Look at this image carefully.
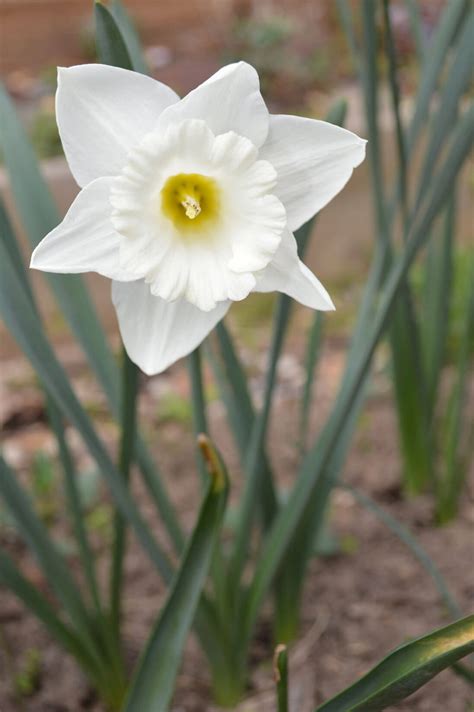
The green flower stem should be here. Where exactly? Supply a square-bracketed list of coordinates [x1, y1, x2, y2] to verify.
[275, 644, 289, 712]
[188, 348, 209, 488]
[109, 348, 139, 641]
[210, 656, 247, 708]
[187, 347, 231, 625]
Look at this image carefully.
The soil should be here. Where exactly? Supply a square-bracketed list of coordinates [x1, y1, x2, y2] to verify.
[0, 3, 472, 705]
[0, 332, 473, 712]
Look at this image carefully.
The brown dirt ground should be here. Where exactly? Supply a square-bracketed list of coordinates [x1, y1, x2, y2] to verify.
[0, 331, 473, 712]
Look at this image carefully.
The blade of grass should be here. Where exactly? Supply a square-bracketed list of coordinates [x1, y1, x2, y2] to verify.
[383, 0, 408, 223]
[109, 0, 149, 74]
[299, 312, 324, 455]
[274, 645, 289, 712]
[436, 259, 474, 523]
[95, 0, 134, 70]
[0, 226, 223, 666]
[109, 349, 139, 639]
[47, 402, 102, 613]
[414, 10, 474, 212]
[0, 457, 98, 650]
[94, 0, 185, 556]
[0, 82, 117, 403]
[340, 484, 462, 618]
[227, 295, 291, 587]
[0, 550, 105, 683]
[242, 105, 474, 648]
[210, 98, 348, 532]
[0, 197, 103, 614]
[407, 0, 468, 152]
[124, 435, 228, 712]
[361, 0, 388, 246]
[403, 0, 426, 59]
[0, 83, 183, 556]
[187, 346, 230, 620]
[188, 347, 209, 487]
[223, 98, 351, 586]
[315, 615, 474, 711]
[0, 238, 173, 582]
[212, 320, 279, 528]
[390, 293, 432, 494]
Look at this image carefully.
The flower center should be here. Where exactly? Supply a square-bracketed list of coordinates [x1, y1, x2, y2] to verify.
[161, 173, 220, 233]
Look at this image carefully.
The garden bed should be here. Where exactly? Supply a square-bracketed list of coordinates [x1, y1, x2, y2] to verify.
[1, 337, 472, 711]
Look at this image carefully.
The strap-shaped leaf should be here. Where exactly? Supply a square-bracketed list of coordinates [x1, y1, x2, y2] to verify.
[0, 82, 183, 555]
[0, 82, 118, 403]
[124, 436, 228, 712]
[109, 0, 149, 74]
[414, 10, 474, 210]
[243, 105, 474, 647]
[315, 615, 474, 711]
[95, 0, 133, 69]
[0, 237, 172, 582]
[1, 196, 102, 613]
[0, 550, 105, 684]
[0, 457, 97, 650]
[274, 645, 289, 712]
[407, 0, 468, 152]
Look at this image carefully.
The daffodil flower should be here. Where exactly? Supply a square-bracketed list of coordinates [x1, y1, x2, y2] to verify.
[31, 62, 366, 374]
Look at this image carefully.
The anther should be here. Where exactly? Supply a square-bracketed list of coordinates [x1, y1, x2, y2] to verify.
[181, 196, 201, 219]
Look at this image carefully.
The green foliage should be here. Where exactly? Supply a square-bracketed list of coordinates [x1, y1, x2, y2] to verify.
[0, 1, 472, 710]
[315, 615, 474, 711]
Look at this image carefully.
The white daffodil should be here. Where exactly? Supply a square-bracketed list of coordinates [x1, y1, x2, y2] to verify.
[31, 62, 366, 375]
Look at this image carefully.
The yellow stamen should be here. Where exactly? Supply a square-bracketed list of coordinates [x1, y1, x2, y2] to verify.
[160, 173, 220, 236]
[181, 196, 201, 219]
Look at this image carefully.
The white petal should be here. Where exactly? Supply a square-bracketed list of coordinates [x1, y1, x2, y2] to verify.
[109, 119, 284, 310]
[30, 178, 133, 281]
[255, 230, 334, 310]
[260, 115, 366, 231]
[156, 62, 269, 147]
[57, 64, 179, 187]
[112, 280, 230, 375]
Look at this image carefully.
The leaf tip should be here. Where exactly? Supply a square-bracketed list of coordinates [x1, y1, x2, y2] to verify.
[273, 643, 287, 683]
[197, 434, 227, 492]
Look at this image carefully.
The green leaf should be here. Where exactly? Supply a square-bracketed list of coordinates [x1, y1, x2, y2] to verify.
[228, 295, 291, 585]
[315, 615, 474, 711]
[0, 82, 183, 555]
[0, 549, 99, 677]
[109, 0, 149, 74]
[274, 645, 289, 712]
[299, 311, 324, 454]
[421, 192, 456, 416]
[407, 0, 469, 152]
[414, 10, 474, 210]
[95, 1, 134, 70]
[0, 82, 118, 404]
[0, 238, 172, 582]
[390, 293, 432, 493]
[243, 104, 474, 649]
[210, 322, 278, 528]
[340, 485, 462, 619]
[1, 194, 104, 617]
[436, 254, 474, 523]
[124, 436, 228, 712]
[109, 348, 140, 640]
[0, 457, 99, 654]
[188, 347, 210, 487]
[403, 0, 426, 60]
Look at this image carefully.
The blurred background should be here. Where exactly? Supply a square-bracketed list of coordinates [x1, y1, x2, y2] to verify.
[0, 0, 471, 356]
[0, 2, 472, 710]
